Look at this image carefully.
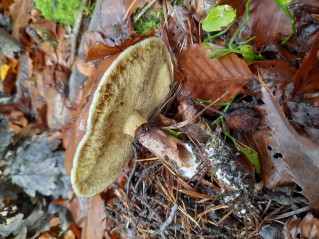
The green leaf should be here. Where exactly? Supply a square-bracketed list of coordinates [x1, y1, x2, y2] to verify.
[202, 5, 236, 32]
[220, 118, 261, 173]
[238, 45, 255, 63]
[278, 0, 292, 4]
[233, 141, 261, 173]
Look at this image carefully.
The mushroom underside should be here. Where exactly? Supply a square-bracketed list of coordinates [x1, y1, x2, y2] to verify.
[71, 37, 173, 197]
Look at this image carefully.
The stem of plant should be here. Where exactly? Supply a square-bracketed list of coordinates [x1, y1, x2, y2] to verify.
[273, 0, 296, 45]
[228, 0, 252, 49]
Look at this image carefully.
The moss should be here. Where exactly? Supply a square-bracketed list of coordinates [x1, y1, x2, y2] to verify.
[176, 0, 185, 7]
[34, 0, 82, 26]
[133, 8, 163, 36]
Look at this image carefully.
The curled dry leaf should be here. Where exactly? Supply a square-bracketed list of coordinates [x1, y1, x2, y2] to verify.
[258, 75, 319, 212]
[178, 43, 254, 103]
[293, 33, 319, 104]
[284, 213, 319, 239]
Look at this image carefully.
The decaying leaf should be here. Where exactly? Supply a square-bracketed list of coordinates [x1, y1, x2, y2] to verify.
[82, 194, 107, 239]
[9, 133, 70, 198]
[258, 74, 319, 212]
[0, 29, 21, 58]
[184, 0, 217, 22]
[237, 0, 292, 49]
[0, 203, 51, 239]
[0, 114, 13, 158]
[9, 0, 33, 39]
[178, 43, 254, 103]
[0, 214, 26, 238]
[292, 33, 319, 104]
[284, 213, 319, 239]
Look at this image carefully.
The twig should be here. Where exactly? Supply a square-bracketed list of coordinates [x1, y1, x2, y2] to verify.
[125, 145, 138, 194]
[153, 203, 179, 239]
[273, 206, 310, 220]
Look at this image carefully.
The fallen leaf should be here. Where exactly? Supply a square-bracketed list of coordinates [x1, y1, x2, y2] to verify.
[166, 5, 197, 55]
[9, 133, 70, 198]
[284, 213, 319, 239]
[97, 0, 133, 45]
[293, 33, 319, 102]
[178, 43, 254, 103]
[0, 28, 21, 58]
[184, 0, 217, 22]
[83, 195, 107, 239]
[9, 0, 33, 39]
[0, 64, 10, 81]
[238, 0, 292, 49]
[258, 74, 319, 212]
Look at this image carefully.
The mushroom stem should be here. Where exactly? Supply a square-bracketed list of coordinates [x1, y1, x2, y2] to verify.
[136, 126, 201, 179]
[123, 111, 148, 137]
[123, 112, 201, 179]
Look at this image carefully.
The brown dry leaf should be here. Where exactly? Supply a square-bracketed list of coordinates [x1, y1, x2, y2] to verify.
[2, 0, 14, 11]
[259, 74, 319, 212]
[293, 33, 319, 103]
[184, 0, 217, 22]
[300, 213, 319, 239]
[9, 0, 33, 39]
[97, 0, 133, 45]
[284, 213, 319, 239]
[75, 58, 95, 77]
[82, 194, 107, 239]
[284, 216, 302, 239]
[246, 118, 294, 189]
[54, 196, 89, 228]
[85, 43, 122, 62]
[238, 0, 292, 49]
[178, 44, 254, 103]
[166, 5, 198, 55]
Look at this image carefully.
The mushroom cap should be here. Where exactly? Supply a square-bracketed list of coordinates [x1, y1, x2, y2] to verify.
[68, 37, 173, 197]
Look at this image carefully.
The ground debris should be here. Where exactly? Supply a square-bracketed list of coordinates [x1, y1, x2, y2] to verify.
[203, 132, 257, 216]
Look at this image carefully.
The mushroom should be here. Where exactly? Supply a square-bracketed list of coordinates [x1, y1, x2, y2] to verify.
[66, 37, 200, 197]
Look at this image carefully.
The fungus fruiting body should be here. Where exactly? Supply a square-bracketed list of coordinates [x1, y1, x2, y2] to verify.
[66, 37, 174, 197]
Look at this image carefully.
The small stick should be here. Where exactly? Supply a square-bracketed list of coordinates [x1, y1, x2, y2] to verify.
[273, 206, 310, 220]
[153, 203, 179, 239]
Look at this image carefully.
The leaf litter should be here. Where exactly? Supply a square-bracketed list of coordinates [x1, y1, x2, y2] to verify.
[1, 0, 319, 238]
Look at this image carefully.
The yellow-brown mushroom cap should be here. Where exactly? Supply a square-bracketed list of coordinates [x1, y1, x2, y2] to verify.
[67, 37, 173, 197]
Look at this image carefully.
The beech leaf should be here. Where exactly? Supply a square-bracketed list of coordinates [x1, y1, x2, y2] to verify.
[258, 74, 319, 212]
[178, 44, 253, 103]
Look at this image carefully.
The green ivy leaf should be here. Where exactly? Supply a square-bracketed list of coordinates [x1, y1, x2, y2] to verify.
[202, 5, 236, 32]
